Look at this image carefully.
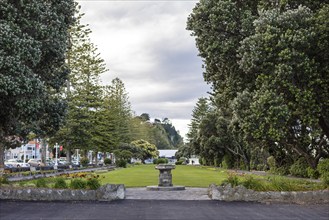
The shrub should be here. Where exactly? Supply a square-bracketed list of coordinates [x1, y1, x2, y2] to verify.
[104, 158, 112, 165]
[0, 176, 9, 185]
[86, 178, 101, 190]
[153, 159, 158, 164]
[307, 167, 320, 179]
[70, 179, 87, 189]
[222, 173, 239, 187]
[267, 156, 276, 172]
[256, 164, 267, 171]
[80, 157, 90, 167]
[241, 175, 264, 191]
[156, 158, 168, 164]
[317, 158, 329, 186]
[175, 160, 183, 165]
[116, 159, 127, 168]
[289, 158, 308, 177]
[179, 157, 187, 162]
[36, 178, 47, 188]
[273, 166, 290, 176]
[54, 178, 68, 189]
[221, 154, 234, 169]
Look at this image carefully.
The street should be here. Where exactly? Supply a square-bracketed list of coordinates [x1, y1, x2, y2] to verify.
[1, 200, 328, 220]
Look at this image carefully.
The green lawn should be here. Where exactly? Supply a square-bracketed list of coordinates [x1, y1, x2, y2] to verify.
[98, 165, 228, 188]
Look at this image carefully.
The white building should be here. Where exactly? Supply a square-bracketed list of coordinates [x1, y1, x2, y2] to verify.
[4, 141, 42, 161]
[158, 149, 178, 164]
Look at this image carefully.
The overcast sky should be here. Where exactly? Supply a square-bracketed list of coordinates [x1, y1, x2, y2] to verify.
[78, 0, 209, 139]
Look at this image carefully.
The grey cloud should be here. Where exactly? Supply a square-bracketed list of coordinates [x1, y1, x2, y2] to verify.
[78, 1, 208, 137]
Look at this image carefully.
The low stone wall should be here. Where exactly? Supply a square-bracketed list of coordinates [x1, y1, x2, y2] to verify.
[208, 184, 329, 204]
[0, 184, 125, 202]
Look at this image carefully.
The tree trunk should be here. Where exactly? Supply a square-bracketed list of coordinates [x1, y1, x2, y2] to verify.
[41, 139, 47, 163]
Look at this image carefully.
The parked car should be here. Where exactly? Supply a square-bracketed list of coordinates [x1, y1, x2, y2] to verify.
[28, 159, 45, 167]
[5, 159, 30, 167]
[45, 159, 55, 166]
[5, 164, 14, 169]
[71, 160, 80, 166]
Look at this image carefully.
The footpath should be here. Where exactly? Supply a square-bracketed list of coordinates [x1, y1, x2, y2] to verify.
[126, 187, 210, 200]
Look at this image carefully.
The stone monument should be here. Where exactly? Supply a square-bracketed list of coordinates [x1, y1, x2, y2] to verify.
[147, 164, 185, 191]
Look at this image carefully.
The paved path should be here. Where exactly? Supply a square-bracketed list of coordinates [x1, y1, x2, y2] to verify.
[126, 187, 210, 200]
[1, 200, 328, 220]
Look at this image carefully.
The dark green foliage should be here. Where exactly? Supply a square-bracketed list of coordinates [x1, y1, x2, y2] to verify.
[175, 161, 183, 165]
[222, 173, 239, 188]
[116, 159, 127, 168]
[0, 176, 9, 185]
[317, 159, 329, 186]
[156, 158, 168, 164]
[221, 154, 234, 169]
[307, 167, 320, 179]
[241, 176, 264, 191]
[0, 0, 75, 167]
[86, 178, 101, 190]
[104, 158, 112, 165]
[80, 157, 89, 167]
[36, 178, 47, 188]
[289, 158, 309, 178]
[54, 178, 68, 189]
[186, 0, 329, 174]
[70, 179, 87, 189]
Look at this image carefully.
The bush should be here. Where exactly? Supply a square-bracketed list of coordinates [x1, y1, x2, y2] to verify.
[80, 157, 90, 167]
[222, 173, 239, 187]
[273, 166, 290, 176]
[0, 176, 9, 185]
[317, 158, 329, 186]
[267, 156, 276, 172]
[307, 167, 320, 179]
[86, 178, 101, 190]
[36, 178, 47, 188]
[104, 158, 112, 165]
[175, 160, 183, 165]
[241, 175, 264, 191]
[70, 179, 87, 189]
[221, 154, 234, 169]
[256, 164, 267, 171]
[116, 159, 127, 168]
[156, 158, 168, 164]
[54, 178, 68, 189]
[153, 159, 158, 164]
[289, 158, 308, 178]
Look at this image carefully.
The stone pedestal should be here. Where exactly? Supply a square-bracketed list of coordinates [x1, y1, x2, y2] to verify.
[146, 164, 185, 191]
[156, 164, 175, 187]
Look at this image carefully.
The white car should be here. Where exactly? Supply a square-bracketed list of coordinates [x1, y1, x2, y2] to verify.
[5, 159, 30, 168]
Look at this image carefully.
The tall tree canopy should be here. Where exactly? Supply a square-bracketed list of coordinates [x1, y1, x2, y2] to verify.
[0, 0, 75, 167]
[187, 0, 328, 169]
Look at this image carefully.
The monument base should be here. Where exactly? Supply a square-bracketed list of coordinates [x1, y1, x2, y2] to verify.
[146, 186, 185, 191]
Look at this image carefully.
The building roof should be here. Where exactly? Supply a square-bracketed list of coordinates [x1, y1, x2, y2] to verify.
[158, 150, 178, 158]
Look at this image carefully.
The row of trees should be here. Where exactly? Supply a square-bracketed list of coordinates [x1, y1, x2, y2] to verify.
[0, 1, 184, 167]
[178, 0, 328, 174]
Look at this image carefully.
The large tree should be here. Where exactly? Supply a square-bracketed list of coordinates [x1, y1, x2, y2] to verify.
[187, 0, 328, 169]
[0, 0, 75, 167]
[50, 5, 107, 162]
[238, 5, 329, 168]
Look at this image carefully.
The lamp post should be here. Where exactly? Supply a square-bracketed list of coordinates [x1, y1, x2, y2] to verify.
[54, 143, 59, 166]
